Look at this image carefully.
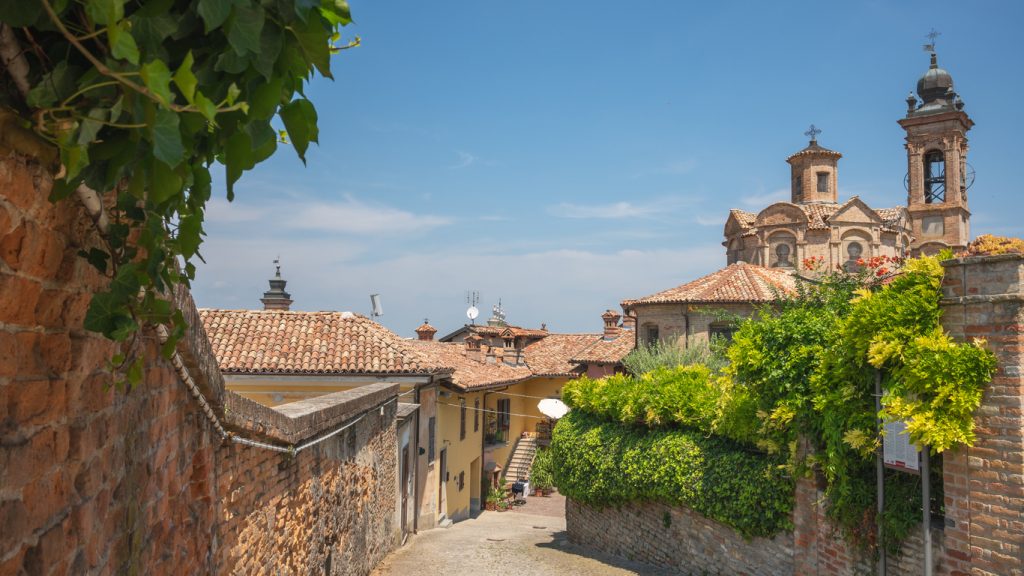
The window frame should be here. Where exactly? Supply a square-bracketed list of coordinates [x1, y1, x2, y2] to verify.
[459, 397, 466, 441]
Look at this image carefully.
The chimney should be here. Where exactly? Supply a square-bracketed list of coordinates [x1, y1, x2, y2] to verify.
[260, 259, 293, 311]
[465, 333, 483, 362]
[415, 319, 437, 341]
[601, 309, 621, 340]
[621, 310, 636, 331]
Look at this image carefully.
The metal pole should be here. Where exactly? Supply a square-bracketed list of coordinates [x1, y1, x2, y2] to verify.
[922, 446, 932, 576]
[875, 369, 886, 576]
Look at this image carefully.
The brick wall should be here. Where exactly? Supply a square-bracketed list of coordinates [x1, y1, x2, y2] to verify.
[1, 151, 402, 575]
[566, 499, 794, 576]
[939, 254, 1024, 576]
[792, 476, 944, 575]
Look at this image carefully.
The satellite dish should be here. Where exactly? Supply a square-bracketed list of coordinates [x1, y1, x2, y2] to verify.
[466, 306, 479, 320]
[537, 398, 569, 419]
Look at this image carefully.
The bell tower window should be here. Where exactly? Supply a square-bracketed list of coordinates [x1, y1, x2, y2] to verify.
[816, 172, 829, 194]
[924, 150, 945, 203]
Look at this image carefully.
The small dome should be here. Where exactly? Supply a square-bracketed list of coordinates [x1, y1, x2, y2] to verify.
[917, 53, 954, 104]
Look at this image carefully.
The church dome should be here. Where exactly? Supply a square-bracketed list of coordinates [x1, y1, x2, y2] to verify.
[917, 53, 954, 104]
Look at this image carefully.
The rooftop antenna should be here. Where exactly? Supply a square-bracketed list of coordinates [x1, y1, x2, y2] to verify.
[923, 28, 940, 53]
[466, 290, 480, 325]
[370, 294, 383, 318]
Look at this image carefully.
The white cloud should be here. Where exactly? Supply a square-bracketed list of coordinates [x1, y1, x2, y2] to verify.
[695, 214, 722, 226]
[284, 195, 452, 234]
[739, 188, 789, 208]
[192, 241, 726, 335]
[548, 201, 660, 219]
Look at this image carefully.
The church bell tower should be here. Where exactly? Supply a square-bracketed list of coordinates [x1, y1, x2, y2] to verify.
[899, 45, 973, 255]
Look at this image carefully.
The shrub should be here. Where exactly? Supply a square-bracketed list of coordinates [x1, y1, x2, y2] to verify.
[621, 339, 727, 376]
[562, 365, 718, 430]
[550, 411, 793, 538]
[530, 448, 554, 490]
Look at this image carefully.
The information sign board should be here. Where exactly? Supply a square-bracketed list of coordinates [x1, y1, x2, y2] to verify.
[883, 419, 920, 473]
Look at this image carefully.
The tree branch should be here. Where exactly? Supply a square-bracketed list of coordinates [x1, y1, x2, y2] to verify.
[0, 24, 31, 98]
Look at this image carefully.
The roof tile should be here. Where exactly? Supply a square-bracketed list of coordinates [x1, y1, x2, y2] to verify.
[621, 262, 796, 306]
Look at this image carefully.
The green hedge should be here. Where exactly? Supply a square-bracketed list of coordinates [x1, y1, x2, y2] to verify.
[561, 365, 718, 430]
[550, 411, 794, 538]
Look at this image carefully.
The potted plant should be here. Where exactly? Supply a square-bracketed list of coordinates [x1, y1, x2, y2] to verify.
[485, 485, 504, 511]
[530, 448, 555, 496]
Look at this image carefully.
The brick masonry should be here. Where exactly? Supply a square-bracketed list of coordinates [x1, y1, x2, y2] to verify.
[1, 151, 402, 575]
[566, 498, 795, 576]
[938, 254, 1024, 576]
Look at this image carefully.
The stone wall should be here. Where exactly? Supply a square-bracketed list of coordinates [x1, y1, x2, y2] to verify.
[1, 151, 402, 575]
[566, 499, 795, 576]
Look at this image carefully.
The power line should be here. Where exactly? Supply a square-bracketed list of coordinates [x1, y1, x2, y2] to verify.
[437, 401, 553, 420]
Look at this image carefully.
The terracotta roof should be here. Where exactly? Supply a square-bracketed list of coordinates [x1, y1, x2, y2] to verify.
[469, 325, 550, 338]
[199, 309, 451, 375]
[621, 262, 797, 306]
[799, 203, 840, 230]
[730, 209, 757, 228]
[523, 333, 603, 376]
[571, 334, 635, 364]
[786, 141, 842, 162]
[408, 341, 532, 391]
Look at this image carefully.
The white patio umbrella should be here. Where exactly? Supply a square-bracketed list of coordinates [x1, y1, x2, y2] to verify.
[537, 398, 570, 419]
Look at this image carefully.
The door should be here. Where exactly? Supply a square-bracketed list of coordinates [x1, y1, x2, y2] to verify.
[401, 445, 410, 540]
[438, 448, 447, 517]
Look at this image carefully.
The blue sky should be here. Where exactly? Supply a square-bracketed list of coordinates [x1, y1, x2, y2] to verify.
[193, 0, 1024, 337]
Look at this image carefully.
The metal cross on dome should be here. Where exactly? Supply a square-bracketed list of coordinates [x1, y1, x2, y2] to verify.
[804, 124, 822, 142]
[924, 28, 941, 53]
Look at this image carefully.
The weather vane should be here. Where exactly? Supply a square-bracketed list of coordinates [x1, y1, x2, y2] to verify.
[924, 28, 940, 53]
[274, 256, 281, 275]
[804, 124, 822, 143]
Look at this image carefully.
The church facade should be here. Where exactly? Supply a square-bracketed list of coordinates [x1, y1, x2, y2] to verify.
[624, 50, 976, 348]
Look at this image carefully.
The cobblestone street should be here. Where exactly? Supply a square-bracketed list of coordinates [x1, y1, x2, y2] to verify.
[372, 494, 669, 576]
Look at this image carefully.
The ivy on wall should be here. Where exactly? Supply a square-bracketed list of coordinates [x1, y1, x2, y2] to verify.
[553, 254, 997, 549]
[550, 411, 794, 539]
[0, 0, 356, 385]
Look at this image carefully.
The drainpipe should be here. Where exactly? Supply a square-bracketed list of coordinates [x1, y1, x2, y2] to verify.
[684, 308, 691, 349]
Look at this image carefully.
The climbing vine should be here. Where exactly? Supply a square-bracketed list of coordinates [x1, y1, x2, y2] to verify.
[554, 253, 997, 550]
[0, 0, 356, 385]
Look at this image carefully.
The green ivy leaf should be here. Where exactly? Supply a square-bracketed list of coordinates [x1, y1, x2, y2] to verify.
[150, 108, 185, 167]
[228, 3, 265, 56]
[278, 98, 318, 163]
[226, 82, 241, 106]
[26, 62, 77, 108]
[108, 21, 140, 64]
[173, 51, 198, 104]
[290, 19, 332, 79]
[224, 131, 254, 200]
[77, 108, 108, 146]
[85, 0, 125, 26]
[178, 214, 203, 259]
[140, 60, 174, 106]
[197, 0, 234, 32]
[193, 92, 218, 123]
[61, 144, 89, 180]
[149, 157, 183, 204]
[250, 78, 284, 120]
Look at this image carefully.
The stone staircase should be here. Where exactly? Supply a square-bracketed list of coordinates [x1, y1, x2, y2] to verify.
[504, 435, 537, 482]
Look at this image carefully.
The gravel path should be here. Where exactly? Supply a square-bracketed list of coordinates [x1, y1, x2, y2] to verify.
[372, 494, 669, 576]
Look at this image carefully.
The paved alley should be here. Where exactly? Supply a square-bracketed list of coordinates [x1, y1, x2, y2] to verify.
[372, 494, 670, 576]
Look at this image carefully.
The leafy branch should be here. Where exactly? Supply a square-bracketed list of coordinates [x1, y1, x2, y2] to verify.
[0, 0, 355, 387]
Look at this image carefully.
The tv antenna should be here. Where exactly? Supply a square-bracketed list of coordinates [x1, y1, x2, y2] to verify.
[466, 290, 480, 324]
[923, 28, 940, 53]
[369, 294, 383, 318]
